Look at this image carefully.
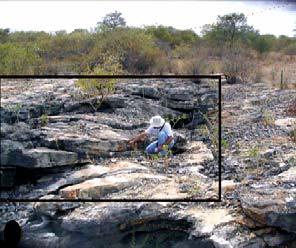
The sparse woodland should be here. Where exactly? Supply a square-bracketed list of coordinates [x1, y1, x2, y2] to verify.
[1, 12, 295, 88]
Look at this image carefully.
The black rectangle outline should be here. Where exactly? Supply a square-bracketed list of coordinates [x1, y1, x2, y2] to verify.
[0, 74, 221, 202]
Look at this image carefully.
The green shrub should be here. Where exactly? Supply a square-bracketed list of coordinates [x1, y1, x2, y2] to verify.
[164, 113, 188, 128]
[221, 139, 229, 150]
[40, 114, 48, 126]
[1, 16, 293, 76]
[75, 55, 122, 111]
[252, 35, 274, 54]
[145, 25, 198, 48]
[87, 28, 163, 74]
[247, 146, 260, 160]
[0, 43, 41, 74]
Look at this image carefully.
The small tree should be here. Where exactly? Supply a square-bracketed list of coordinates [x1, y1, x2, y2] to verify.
[202, 13, 254, 49]
[251, 34, 274, 54]
[96, 11, 126, 31]
[75, 54, 123, 111]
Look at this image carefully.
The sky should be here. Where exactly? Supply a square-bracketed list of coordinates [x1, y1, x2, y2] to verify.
[0, 1, 295, 37]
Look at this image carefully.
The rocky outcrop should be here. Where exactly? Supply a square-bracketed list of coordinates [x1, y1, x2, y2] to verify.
[239, 167, 296, 233]
[1, 139, 78, 168]
[1, 78, 296, 247]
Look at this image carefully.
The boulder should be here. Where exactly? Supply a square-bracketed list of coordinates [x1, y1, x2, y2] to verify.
[21, 148, 79, 168]
[129, 85, 161, 99]
[200, 93, 218, 106]
[162, 99, 199, 111]
[7, 122, 42, 142]
[209, 222, 266, 248]
[41, 123, 132, 157]
[0, 122, 15, 138]
[14, 161, 151, 199]
[1, 139, 25, 166]
[239, 167, 296, 233]
[1, 142, 78, 168]
[104, 94, 127, 108]
[34, 194, 80, 218]
[163, 87, 194, 101]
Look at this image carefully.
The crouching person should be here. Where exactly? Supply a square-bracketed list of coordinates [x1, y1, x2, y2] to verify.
[128, 115, 175, 158]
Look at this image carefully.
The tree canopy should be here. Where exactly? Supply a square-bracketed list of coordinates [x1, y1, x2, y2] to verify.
[96, 11, 126, 31]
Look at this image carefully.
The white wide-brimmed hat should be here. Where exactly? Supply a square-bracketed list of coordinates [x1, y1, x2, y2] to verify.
[149, 115, 165, 128]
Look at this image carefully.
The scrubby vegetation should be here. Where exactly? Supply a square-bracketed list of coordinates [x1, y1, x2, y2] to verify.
[75, 54, 123, 111]
[0, 12, 295, 86]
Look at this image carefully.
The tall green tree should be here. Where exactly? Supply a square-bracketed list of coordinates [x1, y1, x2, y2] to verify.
[202, 13, 254, 48]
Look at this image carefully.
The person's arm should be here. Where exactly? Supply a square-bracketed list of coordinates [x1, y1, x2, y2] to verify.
[128, 131, 148, 145]
[157, 136, 173, 151]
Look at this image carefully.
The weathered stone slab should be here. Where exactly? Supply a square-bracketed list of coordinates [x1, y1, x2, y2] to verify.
[1, 141, 78, 168]
[163, 87, 195, 101]
[1, 139, 25, 165]
[60, 173, 166, 199]
[181, 208, 235, 237]
[181, 141, 214, 165]
[239, 167, 296, 233]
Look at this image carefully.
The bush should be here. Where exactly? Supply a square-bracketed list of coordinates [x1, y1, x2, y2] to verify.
[0, 43, 41, 74]
[247, 147, 260, 159]
[87, 28, 163, 74]
[172, 44, 194, 59]
[75, 55, 122, 111]
[284, 43, 296, 55]
[40, 114, 48, 126]
[222, 55, 253, 83]
[251, 35, 274, 54]
[222, 47, 256, 83]
[35, 30, 95, 73]
[145, 25, 198, 48]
